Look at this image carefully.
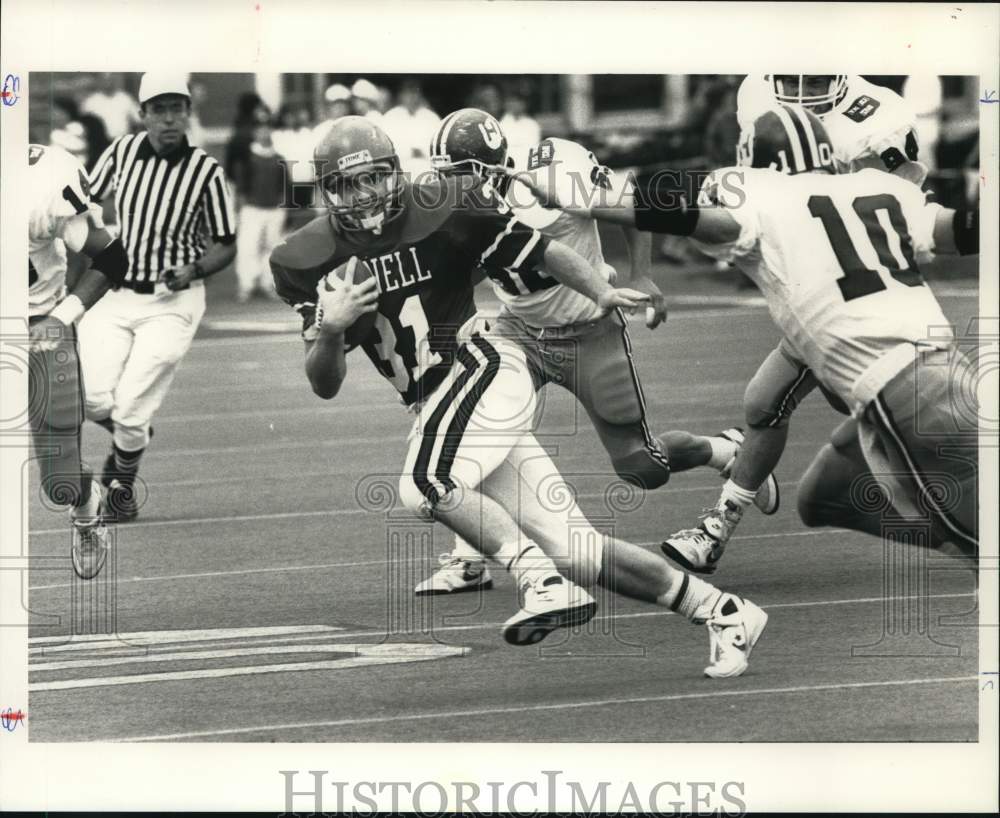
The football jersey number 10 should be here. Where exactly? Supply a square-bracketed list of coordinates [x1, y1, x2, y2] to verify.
[371, 295, 443, 394]
[808, 193, 922, 302]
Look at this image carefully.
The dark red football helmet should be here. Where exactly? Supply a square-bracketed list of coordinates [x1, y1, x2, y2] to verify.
[314, 116, 403, 233]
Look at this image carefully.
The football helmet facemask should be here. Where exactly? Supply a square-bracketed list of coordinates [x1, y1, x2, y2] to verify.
[314, 116, 404, 234]
[429, 108, 511, 180]
[768, 75, 849, 117]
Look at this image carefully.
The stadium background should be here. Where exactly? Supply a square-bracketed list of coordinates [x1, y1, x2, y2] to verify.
[28, 72, 980, 305]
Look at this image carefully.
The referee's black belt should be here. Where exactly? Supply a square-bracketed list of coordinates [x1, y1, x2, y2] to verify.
[119, 279, 157, 294]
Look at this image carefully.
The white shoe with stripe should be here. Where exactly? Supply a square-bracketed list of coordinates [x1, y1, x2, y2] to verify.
[501, 575, 597, 646]
[704, 593, 768, 679]
[414, 554, 494, 596]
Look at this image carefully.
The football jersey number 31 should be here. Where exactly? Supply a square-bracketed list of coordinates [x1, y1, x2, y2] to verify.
[371, 295, 443, 394]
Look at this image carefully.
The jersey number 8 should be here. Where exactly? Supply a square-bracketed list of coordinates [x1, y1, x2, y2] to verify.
[808, 193, 922, 302]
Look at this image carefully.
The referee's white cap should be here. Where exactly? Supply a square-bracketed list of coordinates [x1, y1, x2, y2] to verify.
[138, 72, 191, 104]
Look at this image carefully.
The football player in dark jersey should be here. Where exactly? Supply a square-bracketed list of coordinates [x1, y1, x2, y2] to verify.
[272, 116, 651, 645]
[271, 118, 767, 674]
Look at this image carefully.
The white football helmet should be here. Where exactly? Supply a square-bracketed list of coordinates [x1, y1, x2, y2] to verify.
[768, 75, 849, 117]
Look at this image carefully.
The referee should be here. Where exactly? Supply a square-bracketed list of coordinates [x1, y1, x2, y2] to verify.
[79, 72, 237, 521]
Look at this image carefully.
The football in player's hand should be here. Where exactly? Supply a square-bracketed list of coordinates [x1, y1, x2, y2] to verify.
[323, 258, 378, 348]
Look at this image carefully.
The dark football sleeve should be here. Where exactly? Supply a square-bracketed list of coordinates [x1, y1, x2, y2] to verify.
[451, 194, 550, 281]
[271, 251, 321, 341]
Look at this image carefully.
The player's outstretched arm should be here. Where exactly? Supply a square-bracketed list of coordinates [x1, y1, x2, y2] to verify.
[542, 239, 651, 316]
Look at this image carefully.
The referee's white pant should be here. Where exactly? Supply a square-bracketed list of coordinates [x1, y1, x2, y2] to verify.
[235, 205, 285, 297]
[78, 282, 206, 451]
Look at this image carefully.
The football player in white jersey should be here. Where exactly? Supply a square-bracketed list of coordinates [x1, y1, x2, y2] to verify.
[523, 105, 978, 563]
[661, 74, 929, 571]
[418, 108, 778, 594]
[27, 143, 131, 579]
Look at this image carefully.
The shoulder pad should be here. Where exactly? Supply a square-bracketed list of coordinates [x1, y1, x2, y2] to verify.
[270, 215, 339, 272]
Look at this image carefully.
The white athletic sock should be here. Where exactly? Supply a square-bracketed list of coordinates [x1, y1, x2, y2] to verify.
[707, 436, 739, 471]
[494, 540, 559, 588]
[451, 535, 484, 563]
[70, 480, 102, 524]
[657, 572, 723, 623]
[720, 479, 757, 510]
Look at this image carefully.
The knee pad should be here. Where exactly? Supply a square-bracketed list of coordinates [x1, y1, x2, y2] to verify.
[744, 381, 793, 429]
[613, 448, 671, 490]
[112, 421, 151, 452]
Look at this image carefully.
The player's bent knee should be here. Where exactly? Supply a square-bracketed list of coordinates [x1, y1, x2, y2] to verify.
[398, 475, 436, 521]
[797, 446, 837, 528]
[111, 421, 151, 452]
[85, 393, 113, 421]
[613, 450, 671, 490]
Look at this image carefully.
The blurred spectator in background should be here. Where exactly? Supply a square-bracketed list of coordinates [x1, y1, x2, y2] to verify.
[903, 75, 943, 172]
[275, 103, 319, 213]
[77, 111, 111, 171]
[225, 92, 270, 181]
[383, 79, 440, 172]
[501, 90, 541, 154]
[232, 118, 286, 302]
[313, 83, 351, 146]
[81, 72, 140, 139]
[469, 82, 502, 118]
[702, 78, 742, 168]
[187, 80, 209, 146]
[48, 97, 89, 163]
[351, 78, 384, 123]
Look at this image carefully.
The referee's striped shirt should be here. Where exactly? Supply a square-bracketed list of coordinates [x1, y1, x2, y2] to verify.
[88, 132, 236, 286]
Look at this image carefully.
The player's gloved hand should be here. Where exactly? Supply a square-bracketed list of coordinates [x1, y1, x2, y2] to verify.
[596, 286, 651, 317]
[317, 257, 379, 336]
[163, 263, 197, 291]
[28, 316, 71, 353]
[628, 276, 668, 329]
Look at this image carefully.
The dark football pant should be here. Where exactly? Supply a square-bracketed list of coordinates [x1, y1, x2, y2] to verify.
[28, 318, 93, 509]
[799, 349, 978, 561]
[491, 309, 671, 489]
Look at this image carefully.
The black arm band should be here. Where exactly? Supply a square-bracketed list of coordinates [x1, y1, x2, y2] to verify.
[91, 238, 129, 285]
[632, 174, 701, 236]
[953, 209, 978, 256]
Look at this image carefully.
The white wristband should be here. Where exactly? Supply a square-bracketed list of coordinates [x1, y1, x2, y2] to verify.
[49, 294, 86, 326]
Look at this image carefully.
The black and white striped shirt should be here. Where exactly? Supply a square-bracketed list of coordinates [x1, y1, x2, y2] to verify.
[88, 132, 236, 285]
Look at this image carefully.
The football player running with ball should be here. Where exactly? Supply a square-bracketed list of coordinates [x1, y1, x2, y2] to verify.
[272, 118, 768, 677]
[27, 144, 131, 578]
[663, 73, 932, 573]
[417, 108, 778, 594]
[522, 105, 978, 563]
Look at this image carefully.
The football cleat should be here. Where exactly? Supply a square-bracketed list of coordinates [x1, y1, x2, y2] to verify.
[662, 499, 744, 574]
[501, 574, 597, 646]
[414, 553, 494, 596]
[102, 479, 139, 523]
[704, 593, 768, 679]
[716, 427, 780, 516]
[71, 519, 111, 580]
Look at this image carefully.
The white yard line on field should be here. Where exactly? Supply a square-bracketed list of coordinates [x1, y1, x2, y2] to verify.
[113, 675, 976, 741]
[27, 528, 853, 589]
